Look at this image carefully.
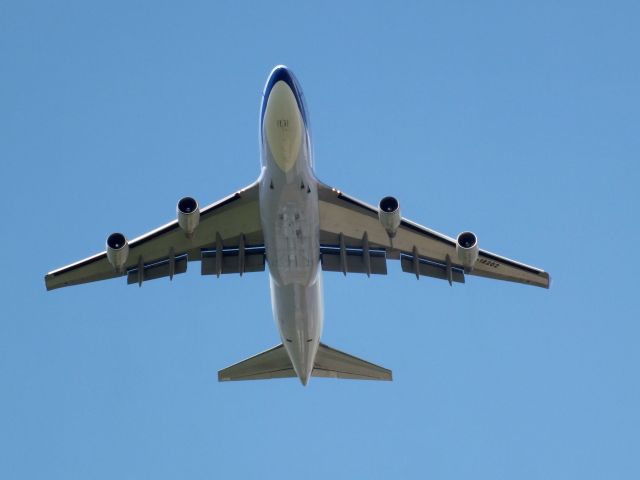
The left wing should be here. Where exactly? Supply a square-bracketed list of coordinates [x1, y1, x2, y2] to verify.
[45, 182, 263, 290]
[317, 183, 550, 288]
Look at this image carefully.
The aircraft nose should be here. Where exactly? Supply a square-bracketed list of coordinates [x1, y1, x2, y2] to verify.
[262, 65, 302, 110]
[268, 65, 295, 91]
[262, 70, 304, 172]
[261, 65, 308, 137]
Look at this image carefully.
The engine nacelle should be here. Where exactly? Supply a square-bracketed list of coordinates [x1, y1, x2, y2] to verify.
[177, 196, 200, 237]
[106, 232, 129, 272]
[378, 196, 401, 238]
[456, 231, 479, 269]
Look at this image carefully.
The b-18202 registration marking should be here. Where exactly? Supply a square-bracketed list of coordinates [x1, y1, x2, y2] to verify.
[478, 258, 500, 268]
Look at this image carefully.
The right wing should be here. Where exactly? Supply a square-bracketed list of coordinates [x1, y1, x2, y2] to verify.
[45, 181, 263, 290]
[317, 183, 550, 288]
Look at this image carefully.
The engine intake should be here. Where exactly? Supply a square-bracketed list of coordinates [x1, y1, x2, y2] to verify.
[177, 196, 200, 237]
[378, 196, 401, 238]
[456, 231, 479, 269]
[106, 232, 129, 272]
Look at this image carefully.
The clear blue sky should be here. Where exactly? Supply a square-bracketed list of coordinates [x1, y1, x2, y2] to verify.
[2, 1, 639, 478]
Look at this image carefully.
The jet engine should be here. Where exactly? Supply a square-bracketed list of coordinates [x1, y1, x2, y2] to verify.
[106, 232, 129, 271]
[177, 196, 200, 237]
[456, 231, 479, 269]
[378, 196, 401, 238]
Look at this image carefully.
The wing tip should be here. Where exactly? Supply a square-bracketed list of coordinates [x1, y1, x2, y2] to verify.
[44, 274, 55, 291]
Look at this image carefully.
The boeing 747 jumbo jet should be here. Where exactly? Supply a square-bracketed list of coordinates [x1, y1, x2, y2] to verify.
[45, 65, 550, 385]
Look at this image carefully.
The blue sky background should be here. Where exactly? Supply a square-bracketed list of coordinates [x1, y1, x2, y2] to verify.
[2, 1, 639, 478]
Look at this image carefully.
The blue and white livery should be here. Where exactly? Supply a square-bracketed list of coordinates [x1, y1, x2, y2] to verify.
[45, 66, 550, 385]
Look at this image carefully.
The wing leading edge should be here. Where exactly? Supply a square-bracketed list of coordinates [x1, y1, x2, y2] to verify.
[317, 183, 550, 289]
[45, 182, 263, 290]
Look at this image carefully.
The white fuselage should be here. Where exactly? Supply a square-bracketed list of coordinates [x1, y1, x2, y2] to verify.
[258, 67, 322, 385]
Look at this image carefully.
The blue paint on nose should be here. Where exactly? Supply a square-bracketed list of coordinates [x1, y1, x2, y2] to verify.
[260, 65, 308, 129]
[266, 65, 297, 95]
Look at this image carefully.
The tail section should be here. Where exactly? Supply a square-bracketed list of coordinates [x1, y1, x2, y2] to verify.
[313, 343, 392, 381]
[218, 344, 296, 381]
[218, 343, 392, 382]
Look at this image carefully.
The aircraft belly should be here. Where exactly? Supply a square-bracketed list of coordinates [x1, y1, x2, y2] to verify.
[270, 273, 323, 380]
[261, 178, 322, 326]
[259, 164, 322, 381]
[261, 172, 320, 286]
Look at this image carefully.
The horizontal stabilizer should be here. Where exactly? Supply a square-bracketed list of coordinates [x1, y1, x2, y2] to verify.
[313, 343, 392, 380]
[218, 343, 392, 382]
[218, 344, 296, 381]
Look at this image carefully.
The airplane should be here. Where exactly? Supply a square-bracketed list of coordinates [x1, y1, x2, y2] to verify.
[44, 65, 550, 385]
